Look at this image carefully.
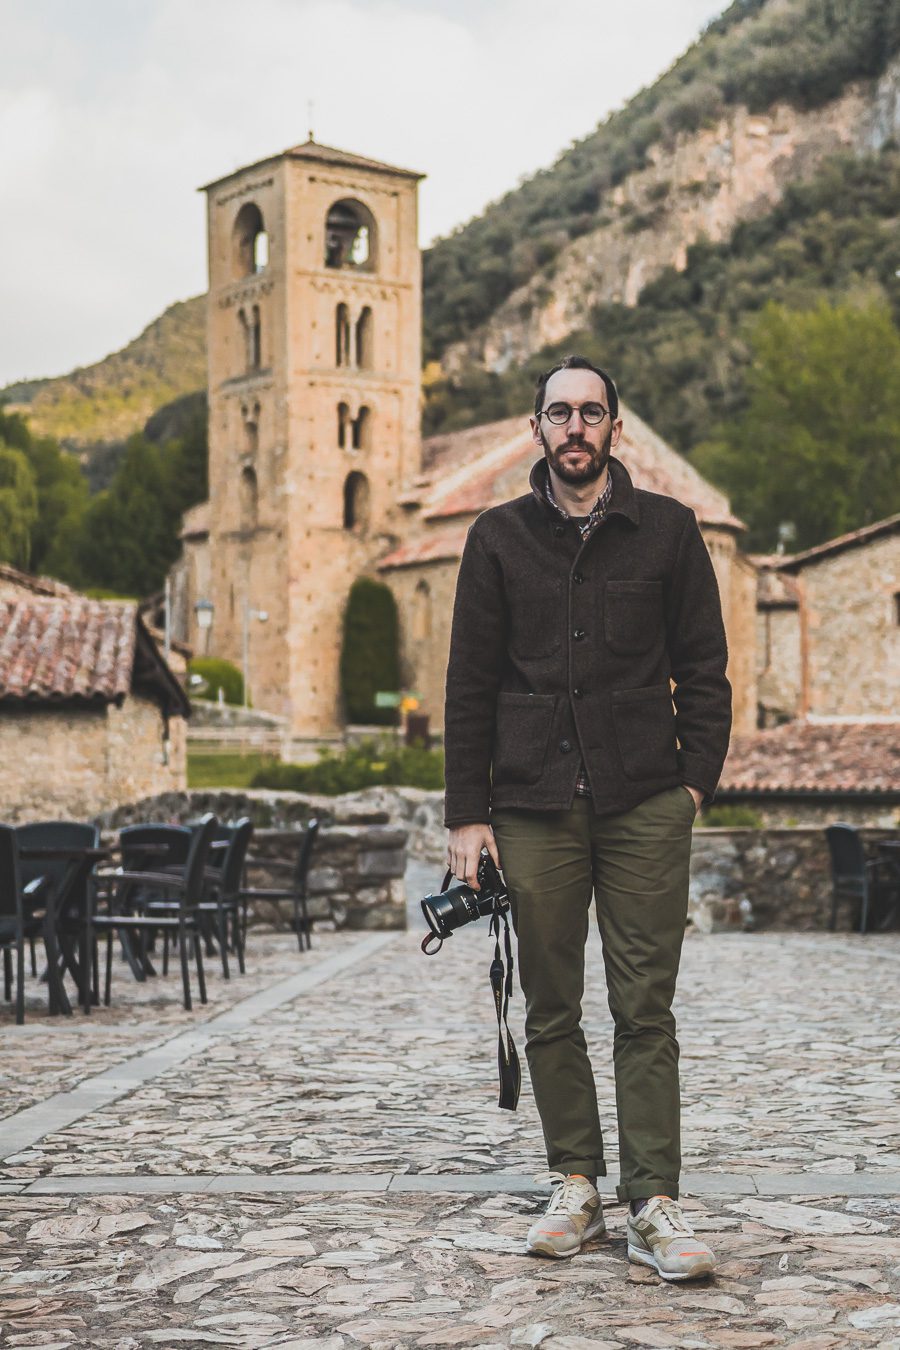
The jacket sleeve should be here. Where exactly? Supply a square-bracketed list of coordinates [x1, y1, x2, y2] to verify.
[443, 525, 508, 828]
[666, 510, 732, 802]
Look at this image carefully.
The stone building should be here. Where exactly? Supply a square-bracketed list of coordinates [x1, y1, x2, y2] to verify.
[0, 566, 189, 823]
[171, 137, 759, 748]
[719, 515, 900, 825]
[377, 406, 759, 737]
[754, 514, 900, 725]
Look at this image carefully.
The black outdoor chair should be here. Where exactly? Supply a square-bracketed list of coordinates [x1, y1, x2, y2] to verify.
[16, 820, 101, 1012]
[86, 813, 218, 1011]
[149, 819, 254, 980]
[0, 825, 48, 1024]
[113, 824, 193, 980]
[825, 823, 895, 934]
[241, 818, 319, 952]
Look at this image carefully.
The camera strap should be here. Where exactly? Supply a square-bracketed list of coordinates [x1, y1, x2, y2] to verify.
[489, 904, 521, 1112]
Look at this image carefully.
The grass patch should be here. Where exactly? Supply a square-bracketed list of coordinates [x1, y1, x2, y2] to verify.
[187, 752, 279, 789]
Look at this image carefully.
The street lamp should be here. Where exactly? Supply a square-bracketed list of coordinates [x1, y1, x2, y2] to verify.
[242, 601, 269, 709]
[194, 598, 215, 657]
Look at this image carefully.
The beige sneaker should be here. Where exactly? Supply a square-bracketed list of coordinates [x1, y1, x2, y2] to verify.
[627, 1195, 715, 1281]
[526, 1172, 606, 1258]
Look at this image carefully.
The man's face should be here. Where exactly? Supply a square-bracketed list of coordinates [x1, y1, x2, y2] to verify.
[530, 368, 622, 486]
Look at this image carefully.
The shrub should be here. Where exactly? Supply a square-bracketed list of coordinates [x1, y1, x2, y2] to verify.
[702, 804, 764, 828]
[340, 578, 401, 726]
[251, 737, 445, 794]
[189, 657, 244, 705]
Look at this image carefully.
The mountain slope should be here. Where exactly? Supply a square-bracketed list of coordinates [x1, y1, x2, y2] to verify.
[424, 0, 900, 369]
[422, 144, 900, 446]
[2, 296, 206, 450]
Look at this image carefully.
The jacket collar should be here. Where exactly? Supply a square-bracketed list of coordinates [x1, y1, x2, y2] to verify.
[529, 455, 641, 528]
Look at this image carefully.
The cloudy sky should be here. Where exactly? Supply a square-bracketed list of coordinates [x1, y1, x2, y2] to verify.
[0, 0, 726, 387]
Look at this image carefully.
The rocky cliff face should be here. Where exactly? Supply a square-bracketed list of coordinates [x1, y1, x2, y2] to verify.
[443, 58, 900, 377]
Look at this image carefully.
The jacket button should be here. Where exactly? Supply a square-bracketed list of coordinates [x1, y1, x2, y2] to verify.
[573, 629, 586, 641]
[553, 525, 564, 537]
[573, 571, 584, 584]
[572, 687, 584, 699]
[559, 739, 573, 753]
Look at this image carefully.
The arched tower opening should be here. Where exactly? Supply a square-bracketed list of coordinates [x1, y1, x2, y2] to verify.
[351, 405, 371, 451]
[356, 306, 374, 369]
[336, 304, 351, 367]
[233, 203, 268, 279]
[414, 578, 432, 641]
[239, 465, 258, 532]
[343, 471, 370, 532]
[337, 402, 350, 449]
[324, 199, 377, 272]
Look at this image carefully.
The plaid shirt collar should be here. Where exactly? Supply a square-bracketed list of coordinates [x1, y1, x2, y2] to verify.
[545, 470, 613, 538]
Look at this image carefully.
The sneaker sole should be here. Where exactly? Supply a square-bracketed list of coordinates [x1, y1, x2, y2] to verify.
[526, 1216, 607, 1259]
[627, 1241, 714, 1281]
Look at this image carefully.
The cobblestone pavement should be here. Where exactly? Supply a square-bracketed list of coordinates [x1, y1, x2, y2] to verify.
[1, 872, 899, 1348]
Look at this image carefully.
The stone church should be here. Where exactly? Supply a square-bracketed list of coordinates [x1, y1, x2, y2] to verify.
[170, 138, 758, 751]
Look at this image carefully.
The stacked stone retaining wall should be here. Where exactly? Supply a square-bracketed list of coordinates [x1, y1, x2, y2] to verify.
[95, 789, 408, 931]
[96, 788, 896, 934]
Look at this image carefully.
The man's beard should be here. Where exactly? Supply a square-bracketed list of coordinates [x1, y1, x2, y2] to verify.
[541, 424, 613, 486]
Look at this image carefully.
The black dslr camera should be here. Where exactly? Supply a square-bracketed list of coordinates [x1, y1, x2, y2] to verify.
[420, 853, 509, 954]
[420, 852, 520, 1111]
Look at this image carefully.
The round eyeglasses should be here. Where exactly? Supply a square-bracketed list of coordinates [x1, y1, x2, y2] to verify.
[538, 401, 609, 426]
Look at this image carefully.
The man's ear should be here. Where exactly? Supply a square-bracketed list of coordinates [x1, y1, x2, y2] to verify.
[529, 416, 542, 449]
[610, 418, 624, 450]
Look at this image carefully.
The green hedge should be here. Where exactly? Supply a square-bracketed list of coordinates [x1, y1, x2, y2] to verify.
[189, 657, 244, 705]
[702, 805, 764, 828]
[251, 737, 444, 794]
[340, 578, 401, 726]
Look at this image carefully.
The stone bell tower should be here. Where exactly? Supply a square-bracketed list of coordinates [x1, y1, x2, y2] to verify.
[200, 139, 423, 742]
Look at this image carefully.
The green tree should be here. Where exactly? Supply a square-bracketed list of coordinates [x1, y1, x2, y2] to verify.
[339, 578, 401, 726]
[691, 297, 900, 550]
[0, 443, 38, 567]
[75, 435, 176, 595]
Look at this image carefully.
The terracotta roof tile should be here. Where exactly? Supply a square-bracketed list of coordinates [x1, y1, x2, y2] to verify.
[720, 720, 900, 795]
[419, 405, 743, 529]
[378, 526, 470, 570]
[285, 138, 423, 179]
[774, 513, 900, 573]
[0, 564, 76, 598]
[0, 598, 137, 705]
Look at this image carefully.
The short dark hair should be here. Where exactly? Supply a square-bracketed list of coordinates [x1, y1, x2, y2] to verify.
[533, 355, 619, 421]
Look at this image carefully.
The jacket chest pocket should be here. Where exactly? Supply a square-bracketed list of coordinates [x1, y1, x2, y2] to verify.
[507, 572, 563, 660]
[604, 580, 663, 655]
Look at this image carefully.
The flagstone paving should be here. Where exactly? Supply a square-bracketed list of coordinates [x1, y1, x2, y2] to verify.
[1, 886, 899, 1347]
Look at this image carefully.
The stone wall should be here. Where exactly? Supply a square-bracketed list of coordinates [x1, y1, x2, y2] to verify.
[801, 532, 900, 718]
[94, 786, 895, 934]
[756, 604, 802, 726]
[689, 826, 894, 933]
[0, 698, 186, 824]
[95, 788, 408, 931]
[298, 788, 893, 934]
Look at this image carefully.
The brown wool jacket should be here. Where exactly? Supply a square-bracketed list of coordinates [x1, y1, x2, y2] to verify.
[443, 455, 732, 828]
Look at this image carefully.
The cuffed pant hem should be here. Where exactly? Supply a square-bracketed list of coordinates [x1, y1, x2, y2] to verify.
[553, 1158, 607, 1179]
[616, 1180, 678, 1203]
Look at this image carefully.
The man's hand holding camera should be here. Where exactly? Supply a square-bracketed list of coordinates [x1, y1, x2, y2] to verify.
[447, 823, 501, 891]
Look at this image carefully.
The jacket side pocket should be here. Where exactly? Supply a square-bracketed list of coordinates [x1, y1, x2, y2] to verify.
[612, 683, 678, 780]
[492, 692, 557, 786]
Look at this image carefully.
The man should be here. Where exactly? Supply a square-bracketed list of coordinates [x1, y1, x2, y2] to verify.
[443, 356, 731, 1281]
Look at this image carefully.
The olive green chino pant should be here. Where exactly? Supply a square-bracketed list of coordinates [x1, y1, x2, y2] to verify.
[491, 786, 696, 1203]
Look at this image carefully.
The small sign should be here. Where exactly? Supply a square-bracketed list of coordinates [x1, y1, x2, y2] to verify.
[375, 691, 402, 708]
